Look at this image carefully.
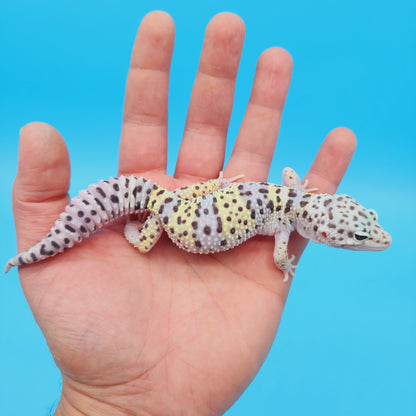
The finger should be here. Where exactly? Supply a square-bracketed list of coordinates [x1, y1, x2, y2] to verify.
[290, 127, 357, 256]
[225, 47, 293, 181]
[119, 11, 175, 176]
[175, 12, 245, 180]
[304, 127, 357, 193]
[12, 122, 70, 251]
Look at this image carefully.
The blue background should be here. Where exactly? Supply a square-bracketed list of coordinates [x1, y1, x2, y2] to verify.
[1, 0, 414, 415]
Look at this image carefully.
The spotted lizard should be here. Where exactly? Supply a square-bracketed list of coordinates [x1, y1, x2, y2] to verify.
[4, 168, 391, 281]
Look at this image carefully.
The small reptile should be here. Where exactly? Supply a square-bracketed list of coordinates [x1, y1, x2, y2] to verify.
[4, 168, 391, 281]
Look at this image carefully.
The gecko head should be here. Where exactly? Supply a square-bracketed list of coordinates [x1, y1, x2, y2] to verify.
[297, 194, 391, 251]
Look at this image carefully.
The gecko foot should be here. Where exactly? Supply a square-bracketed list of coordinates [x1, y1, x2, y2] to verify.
[300, 178, 319, 193]
[282, 254, 297, 282]
[218, 171, 245, 189]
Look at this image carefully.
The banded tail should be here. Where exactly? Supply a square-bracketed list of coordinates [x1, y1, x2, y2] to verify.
[5, 176, 164, 273]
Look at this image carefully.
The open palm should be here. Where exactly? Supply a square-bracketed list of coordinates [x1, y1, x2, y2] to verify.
[12, 12, 356, 416]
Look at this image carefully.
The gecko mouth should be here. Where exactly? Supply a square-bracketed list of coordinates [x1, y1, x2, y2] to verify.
[340, 240, 391, 251]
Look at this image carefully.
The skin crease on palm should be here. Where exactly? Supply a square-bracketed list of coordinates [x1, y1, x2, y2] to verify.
[12, 11, 357, 416]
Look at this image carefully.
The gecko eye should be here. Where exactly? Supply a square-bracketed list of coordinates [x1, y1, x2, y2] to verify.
[354, 233, 368, 241]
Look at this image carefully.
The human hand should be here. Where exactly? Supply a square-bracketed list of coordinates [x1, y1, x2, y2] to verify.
[12, 11, 356, 416]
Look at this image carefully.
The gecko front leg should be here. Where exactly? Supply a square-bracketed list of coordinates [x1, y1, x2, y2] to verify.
[282, 167, 318, 193]
[273, 227, 297, 282]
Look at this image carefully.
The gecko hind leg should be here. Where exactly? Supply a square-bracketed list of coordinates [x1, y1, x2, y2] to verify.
[282, 167, 318, 193]
[124, 212, 163, 253]
[172, 172, 245, 200]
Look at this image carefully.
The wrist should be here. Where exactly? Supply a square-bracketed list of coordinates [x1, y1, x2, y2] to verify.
[53, 381, 141, 416]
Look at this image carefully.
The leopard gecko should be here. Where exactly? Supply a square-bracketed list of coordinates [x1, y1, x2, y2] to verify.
[4, 168, 391, 281]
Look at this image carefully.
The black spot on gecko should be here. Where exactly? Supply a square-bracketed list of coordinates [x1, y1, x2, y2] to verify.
[163, 216, 169, 225]
[259, 188, 269, 194]
[65, 224, 76, 233]
[358, 211, 368, 219]
[284, 200, 293, 213]
[96, 187, 106, 198]
[164, 197, 173, 203]
[288, 190, 297, 198]
[94, 198, 105, 211]
[195, 240, 202, 248]
[221, 240, 227, 246]
[64, 238, 70, 244]
[132, 186, 142, 198]
[80, 226, 88, 233]
[31, 253, 38, 262]
[51, 241, 60, 249]
[18, 256, 26, 265]
[191, 221, 198, 230]
[40, 244, 53, 256]
[113, 183, 120, 191]
[110, 195, 119, 203]
[217, 217, 223, 233]
[203, 226, 211, 235]
[156, 189, 165, 196]
[77, 211, 84, 217]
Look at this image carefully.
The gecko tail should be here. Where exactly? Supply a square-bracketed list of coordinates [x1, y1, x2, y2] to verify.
[4, 175, 160, 273]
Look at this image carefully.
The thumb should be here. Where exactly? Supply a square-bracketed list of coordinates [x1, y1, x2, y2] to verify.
[12, 122, 70, 253]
